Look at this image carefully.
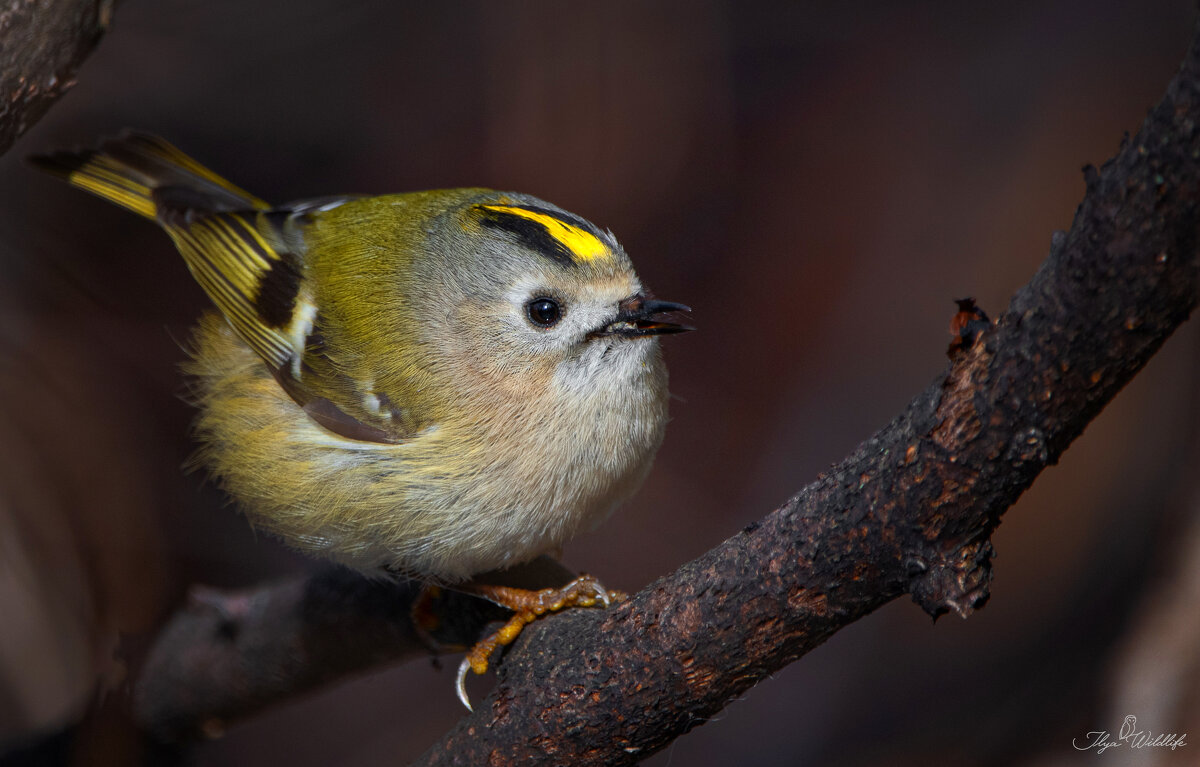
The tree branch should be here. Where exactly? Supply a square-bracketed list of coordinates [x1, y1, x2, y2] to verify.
[0, 0, 111, 155]
[418, 18, 1200, 762]
[134, 19, 1200, 765]
[132, 558, 576, 742]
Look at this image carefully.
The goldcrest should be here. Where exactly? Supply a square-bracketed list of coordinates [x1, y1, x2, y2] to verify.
[31, 134, 690, 690]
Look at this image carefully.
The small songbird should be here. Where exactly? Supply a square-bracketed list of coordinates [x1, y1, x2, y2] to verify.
[31, 132, 691, 707]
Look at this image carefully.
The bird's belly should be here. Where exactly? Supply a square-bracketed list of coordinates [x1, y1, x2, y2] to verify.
[190, 317, 669, 582]
[387, 404, 664, 580]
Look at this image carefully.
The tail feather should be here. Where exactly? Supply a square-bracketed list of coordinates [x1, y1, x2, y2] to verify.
[31, 131, 304, 381]
[28, 131, 269, 220]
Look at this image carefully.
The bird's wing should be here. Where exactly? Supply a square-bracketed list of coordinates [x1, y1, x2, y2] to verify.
[31, 132, 398, 441]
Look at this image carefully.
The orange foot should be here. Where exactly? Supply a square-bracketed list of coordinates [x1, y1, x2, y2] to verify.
[455, 574, 624, 710]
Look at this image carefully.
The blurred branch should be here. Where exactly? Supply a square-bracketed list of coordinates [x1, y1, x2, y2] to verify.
[0, 0, 111, 155]
[132, 558, 574, 742]
[135, 19, 1200, 767]
[1097, 434, 1200, 767]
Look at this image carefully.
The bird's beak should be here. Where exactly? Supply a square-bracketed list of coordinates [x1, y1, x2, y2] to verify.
[591, 295, 694, 338]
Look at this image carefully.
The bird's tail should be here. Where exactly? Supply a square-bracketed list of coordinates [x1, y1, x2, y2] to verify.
[29, 131, 268, 220]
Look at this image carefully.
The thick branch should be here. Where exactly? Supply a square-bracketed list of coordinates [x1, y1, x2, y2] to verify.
[134, 21, 1200, 766]
[414, 26, 1200, 766]
[0, 0, 111, 155]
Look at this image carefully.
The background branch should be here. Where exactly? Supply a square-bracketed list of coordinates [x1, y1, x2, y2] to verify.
[133, 559, 576, 742]
[0, 0, 110, 155]
[129, 18, 1200, 766]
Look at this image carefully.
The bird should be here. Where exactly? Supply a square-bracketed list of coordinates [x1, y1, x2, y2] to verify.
[31, 132, 691, 708]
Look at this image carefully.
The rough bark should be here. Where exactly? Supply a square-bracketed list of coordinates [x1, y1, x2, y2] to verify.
[414, 18, 1200, 764]
[132, 19, 1200, 767]
[0, 0, 111, 154]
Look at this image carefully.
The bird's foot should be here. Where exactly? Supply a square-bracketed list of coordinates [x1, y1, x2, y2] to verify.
[454, 574, 625, 710]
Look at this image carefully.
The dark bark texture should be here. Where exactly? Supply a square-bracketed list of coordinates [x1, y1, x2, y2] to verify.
[0, 0, 110, 154]
[131, 19, 1200, 767]
[413, 24, 1200, 766]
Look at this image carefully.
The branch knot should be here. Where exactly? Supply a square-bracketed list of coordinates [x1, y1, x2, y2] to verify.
[907, 539, 995, 619]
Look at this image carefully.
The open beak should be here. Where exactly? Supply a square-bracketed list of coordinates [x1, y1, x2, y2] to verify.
[591, 295, 694, 339]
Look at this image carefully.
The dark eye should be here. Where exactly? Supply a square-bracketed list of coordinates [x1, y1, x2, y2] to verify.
[526, 297, 562, 327]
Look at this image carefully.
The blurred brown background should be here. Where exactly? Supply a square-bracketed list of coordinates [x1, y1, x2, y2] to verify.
[2, 1, 1199, 765]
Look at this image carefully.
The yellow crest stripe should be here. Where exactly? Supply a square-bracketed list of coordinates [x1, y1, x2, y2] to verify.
[479, 204, 609, 263]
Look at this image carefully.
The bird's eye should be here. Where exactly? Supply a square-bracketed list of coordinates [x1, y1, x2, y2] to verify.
[526, 297, 562, 328]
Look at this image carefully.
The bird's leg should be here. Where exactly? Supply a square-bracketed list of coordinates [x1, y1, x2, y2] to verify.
[453, 574, 625, 710]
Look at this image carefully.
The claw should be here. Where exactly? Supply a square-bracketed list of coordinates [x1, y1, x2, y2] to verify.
[452, 574, 623, 710]
[455, 657, 474, 711]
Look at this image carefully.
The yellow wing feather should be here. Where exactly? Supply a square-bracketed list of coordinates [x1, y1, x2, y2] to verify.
[30, 132, 302, 373]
